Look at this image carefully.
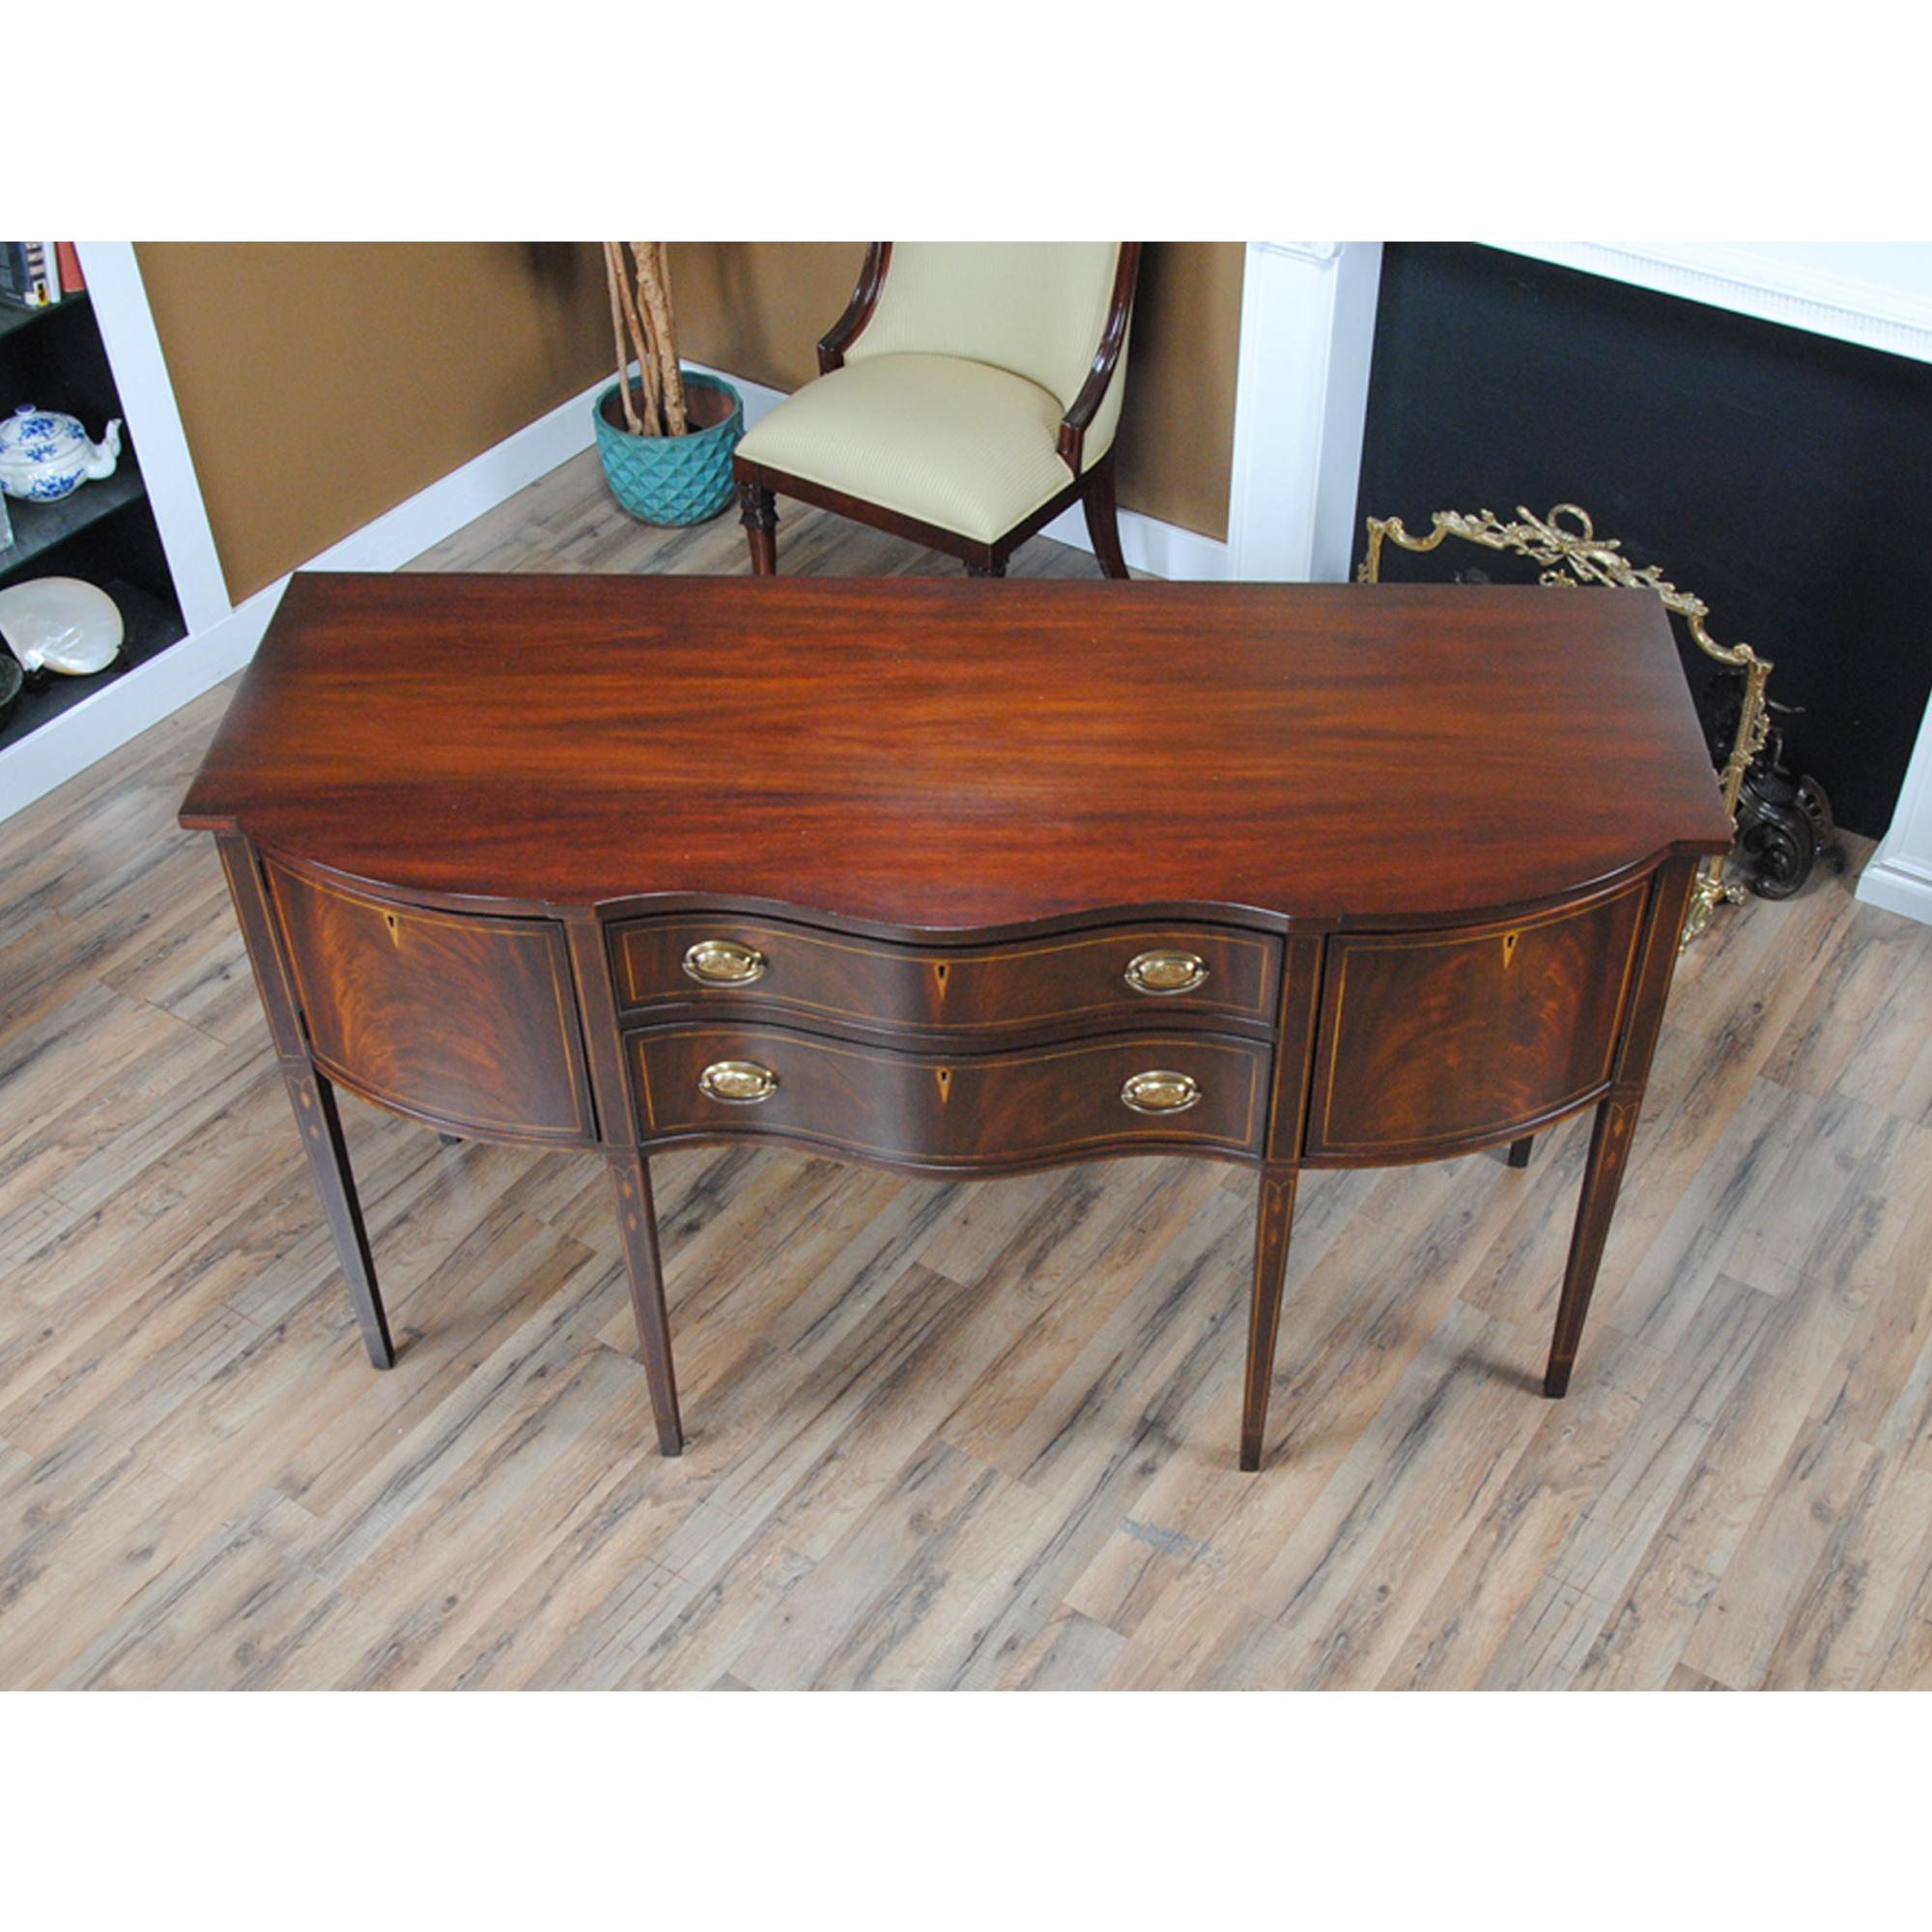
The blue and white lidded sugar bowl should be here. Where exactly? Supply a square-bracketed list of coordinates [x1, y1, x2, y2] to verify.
[0, 405, 124, 502]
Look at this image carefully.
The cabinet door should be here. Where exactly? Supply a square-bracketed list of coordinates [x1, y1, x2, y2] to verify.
[267, 861, 594, 1145]
[1306, 882, 1647, 1163]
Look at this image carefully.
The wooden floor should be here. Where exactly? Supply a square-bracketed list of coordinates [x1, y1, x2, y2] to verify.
[4, 451, 1930, 1690]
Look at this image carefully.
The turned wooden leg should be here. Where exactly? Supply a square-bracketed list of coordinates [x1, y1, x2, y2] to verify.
[1544, 1092, 1639, 1397]
[737, 474, 777, 576]
[1241, 1162, 1299, 1470]
[609, 1150, 684, 1456]
[1082, 450, 1130, 580]
[1508, 1135, 1534, 1169]
[283, 1064, 394, 1370]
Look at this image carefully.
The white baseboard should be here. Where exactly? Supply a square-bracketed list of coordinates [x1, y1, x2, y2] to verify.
[314, 372, 610, 577]
[2, 355, 1235, 822]
[1855, 841, 1932, 925]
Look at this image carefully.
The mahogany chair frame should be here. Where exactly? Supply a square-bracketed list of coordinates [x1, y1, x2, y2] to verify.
[733, 242, 1143, 580]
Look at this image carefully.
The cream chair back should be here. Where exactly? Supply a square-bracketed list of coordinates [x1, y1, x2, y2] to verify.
[845, 243, 1129, 459]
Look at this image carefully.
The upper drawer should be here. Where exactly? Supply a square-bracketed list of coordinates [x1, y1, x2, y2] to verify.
[267, 862, 594, 1146]
[609, 915, 1281, 1039]
[1306, 882, 1647, 1162]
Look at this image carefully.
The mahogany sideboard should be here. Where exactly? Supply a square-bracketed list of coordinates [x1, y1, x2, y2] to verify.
[180, 574, 1733, 1469]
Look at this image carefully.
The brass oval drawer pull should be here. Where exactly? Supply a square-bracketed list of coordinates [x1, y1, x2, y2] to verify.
[683, 938, 767, 986]
[1123, 949, 1209, 996]
[698, 1059, 780, 1104]
[1120, 1069, 1201, 1116]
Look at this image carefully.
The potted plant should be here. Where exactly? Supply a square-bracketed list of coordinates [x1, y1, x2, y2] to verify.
[593, 242, 743, 526]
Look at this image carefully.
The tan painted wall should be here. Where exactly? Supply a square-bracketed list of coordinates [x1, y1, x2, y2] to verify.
[141, 241, 1244, 603]
[138, 242, 611, 603]
[670, 242, 1245, 542]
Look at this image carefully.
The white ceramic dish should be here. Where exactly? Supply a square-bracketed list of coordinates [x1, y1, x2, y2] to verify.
[0, 576, 126, 675]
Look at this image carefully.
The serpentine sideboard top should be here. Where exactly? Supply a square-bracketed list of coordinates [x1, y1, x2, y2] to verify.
[181, 572, 1730, 934]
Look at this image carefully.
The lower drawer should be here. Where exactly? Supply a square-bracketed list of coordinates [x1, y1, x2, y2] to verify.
[630, 1024, 1271, 1168]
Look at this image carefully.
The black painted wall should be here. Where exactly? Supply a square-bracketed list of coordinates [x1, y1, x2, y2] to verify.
[1353, 244, 1932, 836]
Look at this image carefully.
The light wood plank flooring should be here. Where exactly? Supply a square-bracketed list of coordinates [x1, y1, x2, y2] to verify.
[4, 450, 1929, 1690]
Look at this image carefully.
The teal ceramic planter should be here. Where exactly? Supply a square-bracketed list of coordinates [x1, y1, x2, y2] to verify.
[593, 369, 743, 526]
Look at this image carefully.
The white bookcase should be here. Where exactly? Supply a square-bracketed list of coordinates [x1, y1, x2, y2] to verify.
[0, 244, 256, 818]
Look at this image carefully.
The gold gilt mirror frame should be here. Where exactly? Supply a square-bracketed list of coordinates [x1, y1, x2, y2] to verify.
[1357, 502, 1772, 946]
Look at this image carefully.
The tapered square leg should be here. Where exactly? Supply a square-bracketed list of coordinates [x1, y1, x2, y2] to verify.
[1507, 1135, 1534, 1169]
[609, 1150, 684, 1456]
[282, 1064, 394, 1370]
[1545, 858, 1697, 1398]
[1241, 1162, 1299, 1470]
[1544, 1092, 1638, 1397]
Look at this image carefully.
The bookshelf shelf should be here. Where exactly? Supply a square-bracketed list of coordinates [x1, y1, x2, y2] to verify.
[0, 579, 186, 753]
[0, 291, 91, 347]
[0, 457, 147, 580]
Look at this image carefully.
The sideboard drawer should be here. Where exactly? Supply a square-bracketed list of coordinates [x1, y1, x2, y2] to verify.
[1306, 883, 1648, 1161]
[630, 1024, 1270, 1167]
[267, 862, 594, 1145]
[610, 915, 1280, 1039]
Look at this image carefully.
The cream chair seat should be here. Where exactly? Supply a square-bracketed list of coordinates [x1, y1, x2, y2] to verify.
[732, 242, 1141, 579]
[736, 354, 1074, 547]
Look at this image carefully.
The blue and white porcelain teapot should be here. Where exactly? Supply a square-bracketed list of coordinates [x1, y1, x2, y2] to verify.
[0, 404, 123, 502]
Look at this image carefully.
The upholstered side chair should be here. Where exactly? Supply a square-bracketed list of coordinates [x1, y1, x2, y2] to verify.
[731, 242, 1141, 579]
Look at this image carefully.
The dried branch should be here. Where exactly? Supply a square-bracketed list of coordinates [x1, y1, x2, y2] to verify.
[608, 242, 660, 435]
[601, 243, 641, 435]
[602, 241, 689, 436]
[636, 242, 687, 436]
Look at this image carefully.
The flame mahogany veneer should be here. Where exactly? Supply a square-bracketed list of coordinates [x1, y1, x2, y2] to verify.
[181, 574, 1733, 1470]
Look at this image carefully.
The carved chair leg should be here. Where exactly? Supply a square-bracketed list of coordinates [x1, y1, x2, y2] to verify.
[1081, 450, 1130, 579]
[1507, 1135, 1534, 1169]
[737, 475, 778, 576]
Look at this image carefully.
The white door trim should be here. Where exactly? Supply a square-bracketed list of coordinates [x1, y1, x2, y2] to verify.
[1227, 242, 1383, 583]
